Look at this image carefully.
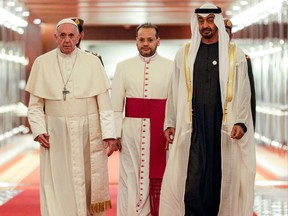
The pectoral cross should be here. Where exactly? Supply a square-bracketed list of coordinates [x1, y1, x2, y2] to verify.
[62, 87, 70, 101]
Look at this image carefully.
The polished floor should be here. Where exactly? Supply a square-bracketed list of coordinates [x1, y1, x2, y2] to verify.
[0, 134, 287, 215]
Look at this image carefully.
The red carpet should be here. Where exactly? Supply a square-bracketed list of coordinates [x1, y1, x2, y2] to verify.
[0, 150, 119, 215]
[0, 185, 117, 216]
[0, 189, 40, 216]
[107, 184, 118, 216]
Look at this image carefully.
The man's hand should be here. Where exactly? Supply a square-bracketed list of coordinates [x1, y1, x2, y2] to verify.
[230, 125, 244, 139]
[105, 139, 117, 157]
[36, 133, 50, 149]
[164, 127, 175, 150]
[115, 138, 122, 152]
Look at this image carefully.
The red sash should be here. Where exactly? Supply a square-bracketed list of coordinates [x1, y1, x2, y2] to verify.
[125, 97, 166, 216]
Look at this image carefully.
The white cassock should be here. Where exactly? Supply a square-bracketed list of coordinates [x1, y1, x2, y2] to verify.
[26, 48, 115, 216]
[111, 53, 173, 216]
[159, 43, 256, 216]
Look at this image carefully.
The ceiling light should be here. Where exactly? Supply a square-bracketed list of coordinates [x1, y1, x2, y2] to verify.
[15, 6, 23, 12]
[231, 0, 284, 32]
[7, 1, 16, 7]
[22, 11, 30, 17]
[0, 8, 28, 27]
[33, 19, 41, 25]
[232, 6, 241, 11]
[240, 1, 248, 5]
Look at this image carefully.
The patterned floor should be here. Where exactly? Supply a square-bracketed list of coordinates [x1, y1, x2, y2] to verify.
[0, 190, 20, 206]
[254, 187, 288, 215]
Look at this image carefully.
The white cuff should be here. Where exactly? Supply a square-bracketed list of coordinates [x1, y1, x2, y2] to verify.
[114, 111, 123, 138]
[100, 110, 116, 139]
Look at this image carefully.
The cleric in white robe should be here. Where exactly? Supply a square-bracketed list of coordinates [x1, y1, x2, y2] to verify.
[159, 3, 256, 216]
[111, 23, 173, 216]
[26, 18, 117, 216]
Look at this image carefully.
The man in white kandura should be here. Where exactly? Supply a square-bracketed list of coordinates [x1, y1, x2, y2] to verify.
[26, 18, 117, 216]
[111, 23, 173, 216]
[159, 3, 256, 216]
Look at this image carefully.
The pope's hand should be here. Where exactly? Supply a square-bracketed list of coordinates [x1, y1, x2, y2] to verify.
[106, 139, 117, 157]
[115, 138, 122, 152]
[36, 133, 50, 149]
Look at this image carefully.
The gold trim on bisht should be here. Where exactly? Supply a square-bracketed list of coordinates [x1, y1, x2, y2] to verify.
[222, 42, 236, 123]
[90, 200, 112, 214]
[184, 42, 192, 122]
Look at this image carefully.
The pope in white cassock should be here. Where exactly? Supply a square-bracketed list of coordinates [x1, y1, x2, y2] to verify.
[26, 18, 117, 216]
[111, 23, 173, 216]
[159, 3, 256, 216]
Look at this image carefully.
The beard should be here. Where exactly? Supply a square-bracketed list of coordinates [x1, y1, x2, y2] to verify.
[202, 33, 214, 39]
[139, 47, 156, 57]
[200, 28, 214, 39]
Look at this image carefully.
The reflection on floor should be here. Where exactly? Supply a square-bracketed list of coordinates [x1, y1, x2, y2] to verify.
[0, 134, 287, 215]
[255, 187, 288, 216]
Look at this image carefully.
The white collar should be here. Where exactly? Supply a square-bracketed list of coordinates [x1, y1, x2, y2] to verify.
[57, 47, 78, 58]
[139, 52, 157, 63]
